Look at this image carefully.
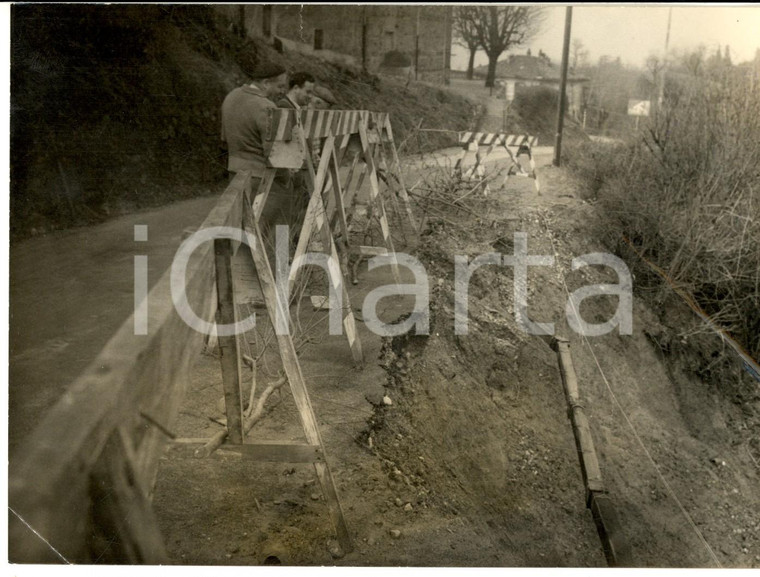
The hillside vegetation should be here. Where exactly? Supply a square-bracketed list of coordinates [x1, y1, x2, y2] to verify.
[11, 5, 476, 240]
[566, 68, 760, 387]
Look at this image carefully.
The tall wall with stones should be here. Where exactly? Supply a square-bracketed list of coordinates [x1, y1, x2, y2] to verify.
[214, 5, 451, 82]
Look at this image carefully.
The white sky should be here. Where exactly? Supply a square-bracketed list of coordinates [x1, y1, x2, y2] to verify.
[451, 4, 760, 70]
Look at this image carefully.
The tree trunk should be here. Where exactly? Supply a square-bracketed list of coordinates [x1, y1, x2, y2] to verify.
[466, 48, 476, 80]
[485, 54, 498, 88]
[237, 6, 246, 39]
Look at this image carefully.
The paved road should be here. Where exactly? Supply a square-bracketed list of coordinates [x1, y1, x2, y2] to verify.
[9, 194, 221, 455]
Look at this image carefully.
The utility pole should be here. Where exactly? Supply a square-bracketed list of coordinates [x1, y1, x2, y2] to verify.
[442, 6, 451, 85]
[553, 6, 572, 167]
[415, 7, 420, 81]
[361, 6, 368, 72]
[237, 5, 246, 39]
[658, 7, 673, 110]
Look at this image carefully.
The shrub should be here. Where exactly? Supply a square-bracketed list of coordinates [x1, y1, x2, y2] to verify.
[381, 50, 411, 68]
[567, 72, 760, 360]
[511, 85, 567, 142]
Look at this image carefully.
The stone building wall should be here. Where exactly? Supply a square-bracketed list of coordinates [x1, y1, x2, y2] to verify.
[214, 5, 451, 82]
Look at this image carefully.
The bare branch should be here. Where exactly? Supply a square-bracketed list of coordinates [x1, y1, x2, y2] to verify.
[467, 6, 545, 87]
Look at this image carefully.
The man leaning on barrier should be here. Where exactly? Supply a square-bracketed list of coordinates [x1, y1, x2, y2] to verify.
[221, 62, 299, 308]
[220, 62, 300, 237]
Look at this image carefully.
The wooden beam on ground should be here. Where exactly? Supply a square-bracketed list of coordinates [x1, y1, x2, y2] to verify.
[171, 440, 323, 463]
[552, 337, 632, 567]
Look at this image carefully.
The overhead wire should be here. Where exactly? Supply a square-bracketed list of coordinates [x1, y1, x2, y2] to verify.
[538, 211, 723, 568]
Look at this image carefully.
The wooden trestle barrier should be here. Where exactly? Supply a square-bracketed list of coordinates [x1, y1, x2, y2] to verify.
[454, 131, 540, 194]
[271, 108, 417, 289]
[9, 107, 417, 563]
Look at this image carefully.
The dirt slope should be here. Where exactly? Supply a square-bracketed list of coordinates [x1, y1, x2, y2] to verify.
[151, 151, 758, 566]
[9, 130, 759, 564]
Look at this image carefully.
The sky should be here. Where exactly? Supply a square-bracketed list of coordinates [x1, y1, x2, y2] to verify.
[450, 5, 760, 71]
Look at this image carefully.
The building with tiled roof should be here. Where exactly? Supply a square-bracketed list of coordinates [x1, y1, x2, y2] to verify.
[475, 51, 589, 119]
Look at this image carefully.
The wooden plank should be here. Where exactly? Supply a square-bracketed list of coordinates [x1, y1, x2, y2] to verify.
[359, 123, 401, 285]
[383, 117, 418, 232]
[89, 428, 169, 563]
[214, 238, 245, 445]
[171, 441, 322, 463]
[242, 198, 353, 553]
[357, 245, 388, 256]
[328, 141, 352, 258]
[554, 338, 605, 494]
[9, 172, 250, 563]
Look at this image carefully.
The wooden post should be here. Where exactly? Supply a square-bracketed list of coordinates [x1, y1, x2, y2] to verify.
[329, 144, 352, 258]
[214, 238, 245, 445]
[359, 123, 402, 284]
[553, 7, 573, 167]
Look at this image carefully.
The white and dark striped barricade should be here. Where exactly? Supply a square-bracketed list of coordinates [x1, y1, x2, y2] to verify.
[454, 132, 540, 194]
[362, 110, 418, 239]
[263, 108, 414, 288]
[255, 108, 365, 366]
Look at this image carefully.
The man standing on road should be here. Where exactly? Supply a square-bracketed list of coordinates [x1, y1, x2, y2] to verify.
[220, 62, 294, 306]
[276, 71, 315, 110]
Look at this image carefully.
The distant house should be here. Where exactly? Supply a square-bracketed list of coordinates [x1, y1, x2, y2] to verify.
[475, 51, 589, 119]
[214, 5, 452, 83]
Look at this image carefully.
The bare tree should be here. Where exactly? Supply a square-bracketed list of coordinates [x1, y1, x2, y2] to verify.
[645, 54, 664, 85]
[469, 6, 545, 87]
[571, 38, 589, 71]
[452, 6, 481, 80]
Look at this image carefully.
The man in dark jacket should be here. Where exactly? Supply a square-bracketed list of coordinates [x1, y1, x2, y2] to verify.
[276, 71, 315, 110]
